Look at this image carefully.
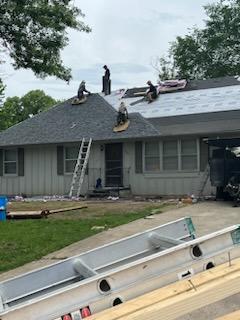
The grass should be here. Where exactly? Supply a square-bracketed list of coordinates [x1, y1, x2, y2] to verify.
[0, 200, 178, 273]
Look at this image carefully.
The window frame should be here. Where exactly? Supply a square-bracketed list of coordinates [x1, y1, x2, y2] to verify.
[144, 138, 199, 173]
[180, 138, 199, 171]
[3, 149, 18, 176]
[64, 146, 79, 174]
[143, 141, 161, 173]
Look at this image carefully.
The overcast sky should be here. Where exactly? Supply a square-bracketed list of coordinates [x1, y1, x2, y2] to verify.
[2, 0, 217, 100]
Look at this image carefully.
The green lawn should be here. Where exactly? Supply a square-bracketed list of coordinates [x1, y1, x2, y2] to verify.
[0, 202, 176, 273]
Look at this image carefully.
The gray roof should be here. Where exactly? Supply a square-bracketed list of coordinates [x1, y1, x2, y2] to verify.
[149, 110, 240, 137]
[0, 94, 159, 147]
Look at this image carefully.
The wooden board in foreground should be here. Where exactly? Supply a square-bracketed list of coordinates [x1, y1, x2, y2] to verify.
[215, 310, 240, 320]
[7, 205, 87, 219]
[88, 258, 240, 320]
[71, 96, 87, 105]
[113, 120, 130, 132]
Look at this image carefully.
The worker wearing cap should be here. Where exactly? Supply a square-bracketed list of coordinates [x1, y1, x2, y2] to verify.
[102, 65, 111, 95]
[117, 101, 128, 125]
[146, 80, 157, 103]
[78, 81, 91, 100]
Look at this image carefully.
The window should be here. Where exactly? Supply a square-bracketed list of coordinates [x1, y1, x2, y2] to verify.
[65, 146, 79, 173]
[144, 139, 198, 172]
[4, 149, 17, 175]
[145, 142, 160, 171]
[181, 139, 198, 170]
[163, 141, 178, 170]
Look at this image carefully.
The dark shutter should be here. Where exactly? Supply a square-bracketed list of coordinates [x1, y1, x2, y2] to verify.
[0, 149, 3, 176]
[135, 141, 143, 173]
[57, 146, 64, 175]
[18, 148, 24, 176]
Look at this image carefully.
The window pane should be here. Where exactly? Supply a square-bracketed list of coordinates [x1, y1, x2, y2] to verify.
[65, 147, 79, 160]
[163, 156, 178, 170]
[65, 160, 77, 173]
[145, 157, 160, 171]
[163, 141, 177, 156]
[4, 163, 17, 174]
[181, 140, 197, 154]
[181, 155, 197, 170]
[145, 142, 159, 156]
[5, 150, 17, 161]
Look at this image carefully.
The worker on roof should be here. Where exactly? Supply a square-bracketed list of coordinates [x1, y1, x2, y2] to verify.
[102, 65, 111, 95]
[117, 101, 128, 125]
[78, 81, 91, 100]
[146, 80, 157, 103]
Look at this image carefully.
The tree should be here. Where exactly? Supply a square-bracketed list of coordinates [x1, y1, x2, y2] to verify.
[151, 56, 178, 81]
[0, 1, 91, 82]
[162, 0, 240, 80]
[0, 90, 58, 131]
[0, 78, 4, 104]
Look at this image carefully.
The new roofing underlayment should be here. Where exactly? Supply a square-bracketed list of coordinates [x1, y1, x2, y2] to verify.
[104, 80, 240, 118]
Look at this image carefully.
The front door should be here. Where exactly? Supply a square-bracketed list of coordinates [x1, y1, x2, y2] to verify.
[105, 143, 123, 186]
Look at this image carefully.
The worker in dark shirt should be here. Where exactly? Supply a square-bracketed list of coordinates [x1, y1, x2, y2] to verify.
[146, 80, 157, 103]
[103, 65, 110, 80]
[102, 65, 111, 95]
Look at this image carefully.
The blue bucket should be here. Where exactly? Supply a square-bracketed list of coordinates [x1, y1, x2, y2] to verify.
[0, 196, 8, 221]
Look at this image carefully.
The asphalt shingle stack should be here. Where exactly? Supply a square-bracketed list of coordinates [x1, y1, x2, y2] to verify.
[0, 94, 159, 147]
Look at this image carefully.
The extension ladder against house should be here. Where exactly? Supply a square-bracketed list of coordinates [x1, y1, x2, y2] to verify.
[0, 218, 240, 320]
[69, 138, 92, 198]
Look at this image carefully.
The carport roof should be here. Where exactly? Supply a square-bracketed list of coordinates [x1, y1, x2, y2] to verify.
[206, 138, 240, 148]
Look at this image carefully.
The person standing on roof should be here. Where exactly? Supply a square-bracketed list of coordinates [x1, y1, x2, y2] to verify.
[146, 80, 157, 103]
[78, 81, 91, 100]
[117, 101, 128, 125]
[102, 65, 111, 95]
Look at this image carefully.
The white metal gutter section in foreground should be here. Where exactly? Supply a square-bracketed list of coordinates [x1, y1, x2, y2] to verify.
[0, 222, 240, 320]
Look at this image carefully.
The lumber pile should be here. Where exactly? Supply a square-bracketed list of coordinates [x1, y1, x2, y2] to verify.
[88, 258, 240, 320]
[7, 205, 87, 219]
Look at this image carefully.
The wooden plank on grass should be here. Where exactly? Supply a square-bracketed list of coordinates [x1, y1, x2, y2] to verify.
[7, 205, 87, 219]
[48, 205, 87, 214]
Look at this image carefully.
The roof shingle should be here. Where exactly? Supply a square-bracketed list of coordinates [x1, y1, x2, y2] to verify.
[0, 94, 159, 147]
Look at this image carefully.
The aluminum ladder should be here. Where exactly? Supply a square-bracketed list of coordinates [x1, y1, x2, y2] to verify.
[69, 138, 92, 198]
[197, 164, 210, 199]
[0, 219, 240, 320]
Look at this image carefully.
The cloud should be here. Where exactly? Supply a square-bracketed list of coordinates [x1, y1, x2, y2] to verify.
[2, 0, 217, 100]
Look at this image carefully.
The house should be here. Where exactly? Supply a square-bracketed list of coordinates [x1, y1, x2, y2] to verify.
[1, 76, 240, 197]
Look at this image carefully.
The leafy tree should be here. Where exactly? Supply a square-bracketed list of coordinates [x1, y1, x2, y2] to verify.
[160, 0, 240, 80]
[0, 78, 4, 104]
[152, 56, 178, 81]
[0, 1, 91, 82]
[0, 90, 58, 131]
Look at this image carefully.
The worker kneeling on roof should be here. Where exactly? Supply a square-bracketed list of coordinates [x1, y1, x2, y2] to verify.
[117, 102, 128, 125]
[146, 80, 157, 103]
[78, 80, 91, 100]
